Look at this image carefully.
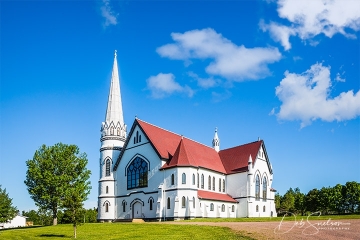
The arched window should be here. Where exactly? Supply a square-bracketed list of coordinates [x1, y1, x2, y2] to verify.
[263, 177, 267, 200]
[201, 174, 204, 189]
[149, 199, 153, 210]
[222, 179, 225, 192]
[105, 159, 111, 176]
[167, 197, 170, 209]
[263, 205, 266, 212]
[219, 178, 221, 192]
[231, 205, 235, 212]
[208, 176, 211, 190]
[197, 173, 199, 188]
[255, 175, 260, 200]
[171, 174, 175, 185]
[192, 197, 195, 208]
[110, 126, 114, 135]
[182, 196, 186, 208]
[210, 203, 214, 211]
[105, 202, 109, 212]
[212, 177, 215, 191]
[182, 173, 186, 184]
[221, 204, 225, 212]
[117, 127, 120, 136]
[192, 174, 195, 185]
[106, 186, 109, 194]
[127, 157, 148, 189]
[256, 205, 259, 212]
[122, 201, 126, 212]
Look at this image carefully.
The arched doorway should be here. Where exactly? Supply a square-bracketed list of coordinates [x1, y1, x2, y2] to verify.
[132, 201, 142, 219]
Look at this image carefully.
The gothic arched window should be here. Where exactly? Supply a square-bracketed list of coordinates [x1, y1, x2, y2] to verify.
[110, 126, 114, 135]
[222, 179, 225, 192]
[212, 177, 215, 191]
[106, 186, 109, 194]
[149, 199, 153, 210]
[219, 178, 221, 192]
[255, 175, 260, 200]
[171, 174, 175, 185]
[263, 177, 267, 200]
[105, 202, 109, 212]
[232, 205, 235, 212]
[105, 159, 111, 176]
[192, 174, 195, 185]
[256, 205, 259, 212]
[182, 196, 186, 208]
[208, 176, 211, 190]
[167, 197, 170, 209]
[182, 173, 186, 184]
[201, 174, 204, 189]
[210, 203, 214, 211]
[117, 127, 120, 136]
[221, 204, 225, 212]
[122, 201, 126, 212]
[192, 197, 195, 208]
[197, 173, 199, 188]
[263, 205, 266, 212]
[127, 157, 148, 189]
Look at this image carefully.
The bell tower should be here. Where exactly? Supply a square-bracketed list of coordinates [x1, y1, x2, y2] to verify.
[98, 50, 126, 222]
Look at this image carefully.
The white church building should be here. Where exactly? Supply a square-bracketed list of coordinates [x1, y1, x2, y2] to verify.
[97, 51, 277, 221]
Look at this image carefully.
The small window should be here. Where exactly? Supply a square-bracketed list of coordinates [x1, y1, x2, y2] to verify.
[171, 174, 175, 185]
[222, 179, 225, 192]
[182, 196, 186, 208]
[219, 178, 221, 192]
[110, 126, 114, 135]
[167, 197, 170, 209]
[150, 199, 153, 211]
[122, 201, 126, 212]
[106, 186, 109, 194]
[212, 177, 215, 191]
[256, 205, 259, 212]
[105, 159, 111, 176]
[221, 204, 225, 212]
[208, 176, 211, 190]
[231, 205, 235, 212]
[210, 203, 214, 211]
[105, 202, 109, 212]
[201, 174, 204, 189]
[197, 173, 199, 188]
[192, 197, 195, 208]
[117, 127, 120, 136]
[192, 174, 195, 185]
[182, 173, 186, 184]
[263, 205, 266, 212]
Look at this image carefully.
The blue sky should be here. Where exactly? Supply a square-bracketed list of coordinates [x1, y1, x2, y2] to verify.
[1, 0, 359, 212]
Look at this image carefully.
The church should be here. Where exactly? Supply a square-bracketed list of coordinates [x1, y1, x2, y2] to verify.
[97, 51, 277, 221]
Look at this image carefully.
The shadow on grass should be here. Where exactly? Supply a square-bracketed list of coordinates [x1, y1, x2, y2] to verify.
[38, 234, 66, 238]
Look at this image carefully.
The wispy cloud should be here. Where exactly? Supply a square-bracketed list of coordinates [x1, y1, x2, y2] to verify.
[156, 28, 281, 81]
[275, 63, 360, 127]
[188, 71, 219, 89]
[146, 73, 194, 99]
[262, 0, 360, 50]
[100, 0, 118, 28]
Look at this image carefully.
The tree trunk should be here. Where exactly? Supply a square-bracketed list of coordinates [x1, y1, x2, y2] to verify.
[74, 225, 77, 238]
[53, 217, 57, 226]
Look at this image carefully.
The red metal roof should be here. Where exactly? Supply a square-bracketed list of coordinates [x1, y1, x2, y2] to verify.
[136, 119, 264, 175]
[198, 190, 237, 203]
[219, 141, 262, 174]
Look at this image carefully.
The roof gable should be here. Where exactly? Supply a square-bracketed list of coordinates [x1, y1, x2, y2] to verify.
[219, 140, 263, 174]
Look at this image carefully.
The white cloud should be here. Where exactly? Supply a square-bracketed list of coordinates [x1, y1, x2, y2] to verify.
[101, 0, 118, 27]
[188, 71, 218, 89]
[335, 73, 346, 82]
[156, 28, 281, 81]
[146, 73, 194, 98]
[264, 0, 360, 49]
[275, 63, 360, 127]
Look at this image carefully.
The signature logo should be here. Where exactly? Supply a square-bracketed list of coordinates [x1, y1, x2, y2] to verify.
[274, 211, 351, 235]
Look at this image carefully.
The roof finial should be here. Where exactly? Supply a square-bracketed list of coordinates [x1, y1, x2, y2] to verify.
[114, 50, 117, 58]
[212, 127, 220, 152]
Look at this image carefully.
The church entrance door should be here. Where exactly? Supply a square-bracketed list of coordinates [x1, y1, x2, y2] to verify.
[132, 202, 142, 219]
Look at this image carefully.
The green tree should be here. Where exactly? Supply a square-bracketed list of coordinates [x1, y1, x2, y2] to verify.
[280, 188, 295, 213]
[0, 185, 18, 223]
[342, 181, 360, 213]
[331, 184, 344, 214]
[274, 193, 281, 212]
[24, 143, 91, 225]
[84, 208, 98, 223]
[305, 188, 320, 213]
[294, 187, 305, 215]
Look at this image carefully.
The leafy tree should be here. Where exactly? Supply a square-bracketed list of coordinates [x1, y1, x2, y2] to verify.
[332, 184, 344, 214]
[280, 188, 295, 213]
[0, 185, 18, 223]
[274, 193, 281, 212]
[84, 208, 98, 223]
[342, 181, 360, 213]
[305, 188, 320, 213]
[293, 187, 305, 215]
[24, 143, 91, 225]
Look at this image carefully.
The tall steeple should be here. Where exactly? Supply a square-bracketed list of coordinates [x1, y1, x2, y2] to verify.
[101, 50, 126, 140]
[212, 127, 220, 152]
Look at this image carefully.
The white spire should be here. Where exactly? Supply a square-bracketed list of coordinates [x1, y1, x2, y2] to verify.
[105, 50, 124, 125]
[212, 127, 220, 152]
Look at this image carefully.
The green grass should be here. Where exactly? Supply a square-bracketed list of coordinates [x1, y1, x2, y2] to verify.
[0, 223, 254, 240]
[183, 214, 360, 222]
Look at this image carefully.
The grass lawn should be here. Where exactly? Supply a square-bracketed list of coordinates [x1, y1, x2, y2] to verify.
[0, 223, 254, 240]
